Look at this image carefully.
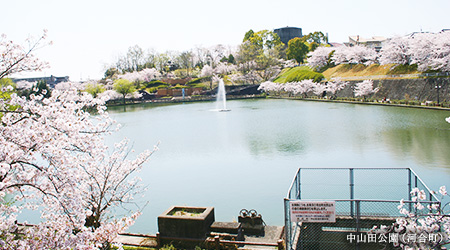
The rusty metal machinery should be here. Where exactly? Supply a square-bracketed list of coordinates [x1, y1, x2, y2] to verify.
[238, 209, 266, 235]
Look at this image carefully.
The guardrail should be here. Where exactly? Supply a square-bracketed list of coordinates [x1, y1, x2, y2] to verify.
[330, 72, 450, 81]
[284, 168, 441, 250]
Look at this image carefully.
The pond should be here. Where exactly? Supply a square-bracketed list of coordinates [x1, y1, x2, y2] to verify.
[106, 99, 450, 234]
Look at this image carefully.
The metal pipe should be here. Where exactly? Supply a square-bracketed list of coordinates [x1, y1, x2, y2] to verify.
[350, 168, 354, 217]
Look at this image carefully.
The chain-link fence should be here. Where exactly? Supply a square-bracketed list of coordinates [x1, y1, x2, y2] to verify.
[284, 168, 441, 250]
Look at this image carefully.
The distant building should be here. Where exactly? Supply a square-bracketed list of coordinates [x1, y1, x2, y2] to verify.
[12, 75, 70, 88]
[274, 27, 303, 46]
[406, 29, 449, 38]
[328, 42, 344, 48]
[406, 31, 433, 38]
[347, 36, 387, 52]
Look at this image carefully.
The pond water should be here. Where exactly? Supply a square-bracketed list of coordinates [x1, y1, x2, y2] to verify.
[106, 99, 450, 234]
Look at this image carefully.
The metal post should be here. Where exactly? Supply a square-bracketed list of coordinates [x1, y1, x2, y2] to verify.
[215, 235, 220, 250]
[414, 175, 418, 215]
[355, 200, 360, 250]
[350, 168, 354, 217]
[407, 169, 411, 199]
[298, 169, 301, 199]
[156, 232, 161, 248]
[284, 198, 291, 250]
[408, 169, 412, 211]
[277, 239, 284, 250]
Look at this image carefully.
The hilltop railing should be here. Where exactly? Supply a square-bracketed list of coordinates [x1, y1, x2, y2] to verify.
[284, 168, 440, 250]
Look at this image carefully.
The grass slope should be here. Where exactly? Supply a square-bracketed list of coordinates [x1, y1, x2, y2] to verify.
[322, 64, 420, 80]
[274, 66, 324, 83]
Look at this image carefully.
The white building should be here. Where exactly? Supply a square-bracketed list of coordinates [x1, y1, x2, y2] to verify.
[347, 35, 387, 52]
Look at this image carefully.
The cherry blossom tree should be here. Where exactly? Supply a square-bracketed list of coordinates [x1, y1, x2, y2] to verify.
[208, 44, 228, 68]
[243, 71, 263, 84]
[234, 61, 262, 84]
[330, 46, 350, 65]
[288, 80, 314, 97]
[0, 30, 50, 79]
[200, 65, 213, 77]
[379, 32, 450, 72]
[430, 32, 450, 72]
[15, 80, 35, 90]
[281, 59, 297, 68]
[0, 89, 157, 249]
[409, 32, 450, 72]
[371, 186, 449, 249]
[229, 71, 262, 85]
[228, 73, 244, 85]
[258, 80, 320, 98]
[332, 45, 377, 66]
[257, 65, 282, 82]
[117, 68, 161, 83]
[258, 81, 283, 94]
[307, 46, 334, 70]
[326, 79, 349, 99]
[214, 62, 236, 75]
[379, 36, 411, 65]
[408, 33, 435, 72]
[348, 45, 377, 65]
[353, 79, 379, 99]
[293, 80, 316, 97]
[283, 82, 306, 96]
[200, 64, 215, 89]
[98, 89, 122, 101]
[0, 31, 156, 249]
[312, 82, 327, 97]
[237, 60, 258, 76]
[54, 81, 84, 91]
[259, 79, 351, 99]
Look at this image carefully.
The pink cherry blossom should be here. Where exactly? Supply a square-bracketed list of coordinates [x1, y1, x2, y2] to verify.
[0, 30, 50, 79]
[353, 80, 379, 98]
[0, 89, 157, 249]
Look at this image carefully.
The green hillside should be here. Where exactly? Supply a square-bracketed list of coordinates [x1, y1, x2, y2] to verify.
[274, 66, 325, 83]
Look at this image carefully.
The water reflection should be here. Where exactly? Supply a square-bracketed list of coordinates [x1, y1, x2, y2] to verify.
[383, 127, 450, 172]
[237, 101, 450, 172]
[247, 134, 306, 156]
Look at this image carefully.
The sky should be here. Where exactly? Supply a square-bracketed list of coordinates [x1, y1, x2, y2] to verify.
[4, 0, 450, 81]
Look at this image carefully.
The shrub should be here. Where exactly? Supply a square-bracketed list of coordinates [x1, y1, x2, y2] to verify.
[171, 84, 188, 89]
[187, 77, 209, 86]
[144, 80, 169, 88]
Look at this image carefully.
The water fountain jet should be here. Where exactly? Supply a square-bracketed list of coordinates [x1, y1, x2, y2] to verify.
[216, 78, 231, 112]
